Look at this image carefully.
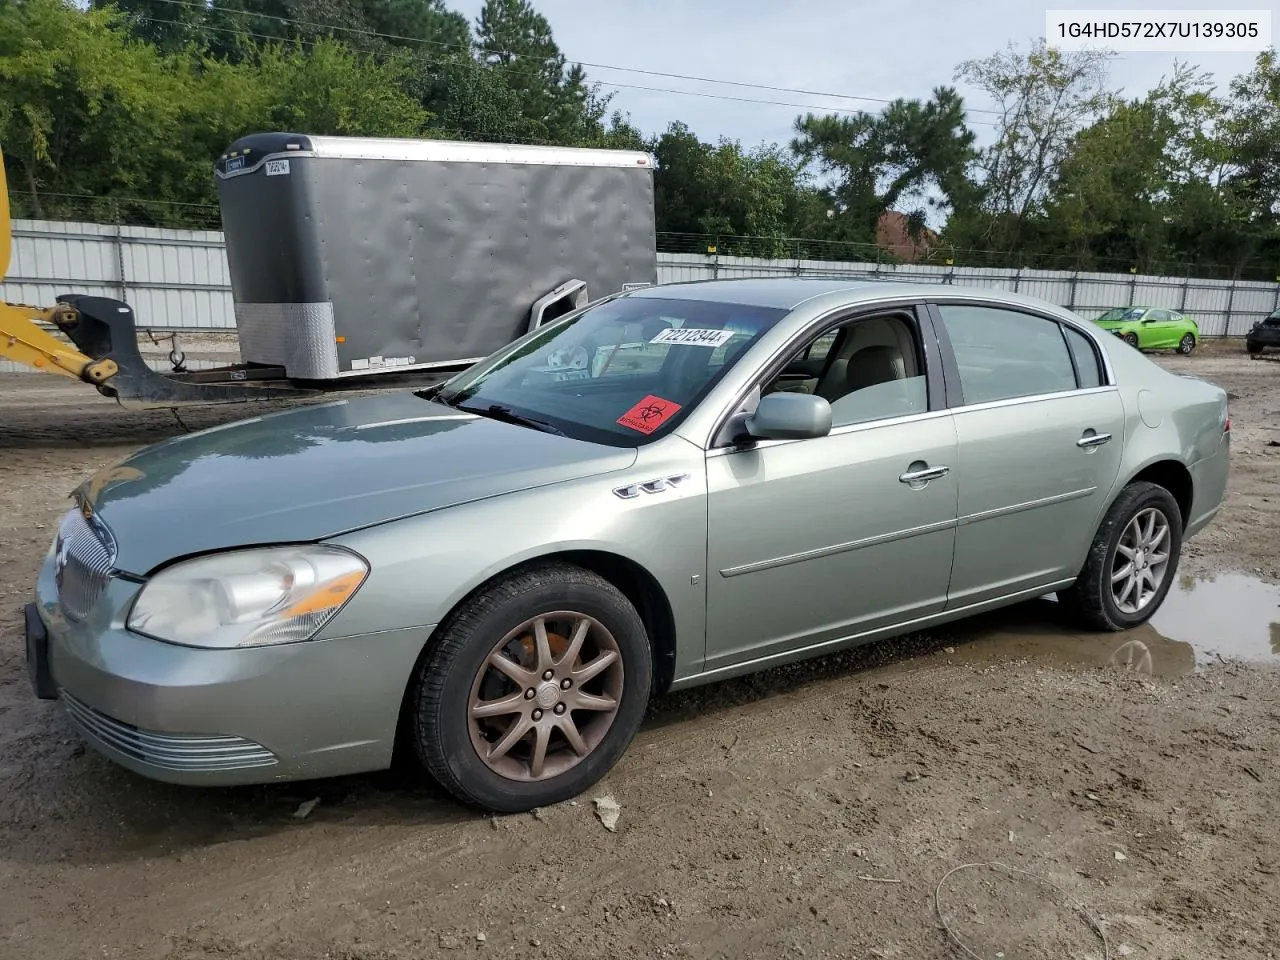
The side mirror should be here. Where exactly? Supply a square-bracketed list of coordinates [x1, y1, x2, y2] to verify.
[744, 392, 832, 441]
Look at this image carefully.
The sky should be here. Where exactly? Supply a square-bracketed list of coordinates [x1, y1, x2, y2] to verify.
[449, 0, 1279, 150]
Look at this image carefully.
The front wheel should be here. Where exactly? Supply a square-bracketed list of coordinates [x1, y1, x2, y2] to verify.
[1247, 341, 1263, 356]
[409, 562, 653, 812]
[1123, 332, 1140, 349]
[1177, 333, 1196, 355]
[1058, 481, 1183, 631]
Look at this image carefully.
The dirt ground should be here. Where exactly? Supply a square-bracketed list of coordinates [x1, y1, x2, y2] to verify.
[0, 343, 1277, 960]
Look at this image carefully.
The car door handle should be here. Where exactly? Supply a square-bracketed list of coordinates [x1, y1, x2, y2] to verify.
[899, 464, 950, 485]
[1077, 431, 1112, 449]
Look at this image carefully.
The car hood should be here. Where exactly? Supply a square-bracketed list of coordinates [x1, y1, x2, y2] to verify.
[76, 393, 637, 575]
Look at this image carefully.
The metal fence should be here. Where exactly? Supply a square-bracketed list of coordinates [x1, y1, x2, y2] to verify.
[662, 252, 1280, 338]
[3, 219, 1277, 374]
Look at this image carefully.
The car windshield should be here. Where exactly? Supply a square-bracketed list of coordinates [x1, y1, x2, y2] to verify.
[430, 294, 789, 446]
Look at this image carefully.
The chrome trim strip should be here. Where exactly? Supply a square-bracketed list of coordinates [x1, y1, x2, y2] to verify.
[958, 486, 1097, 526]
[716, 485, 1098, 578]
[948, 384, 1118, 415]
[62, 691, 277, 772]
[719, 517, 957, 578]
[613, 472, 691, 499]
[1077, 433, 1113, 448]
[678, 577, 1080, 687]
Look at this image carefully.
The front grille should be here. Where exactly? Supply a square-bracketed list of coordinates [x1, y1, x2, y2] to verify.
[53, 509, 115, 622]
[62, 692, 278, 772]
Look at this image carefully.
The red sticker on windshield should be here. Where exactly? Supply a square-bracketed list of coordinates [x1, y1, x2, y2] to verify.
[617, 395, 682, 435]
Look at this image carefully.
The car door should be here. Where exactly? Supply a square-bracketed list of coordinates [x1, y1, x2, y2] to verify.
[928, 301, 1125, 609]
[1145, 309, 1175, 348]
[703, 305, 959, 674]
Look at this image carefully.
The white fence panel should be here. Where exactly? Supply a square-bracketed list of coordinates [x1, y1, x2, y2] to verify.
[0, 219, 237, 331]
[3, 219, 1277, 369]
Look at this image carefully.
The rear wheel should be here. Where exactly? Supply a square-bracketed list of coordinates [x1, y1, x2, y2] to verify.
[409, 562, 652, 812]
[1123, 332, 1140, 349]
[1058, 481, 1183, 631]
[1177, 333, 1196, 355]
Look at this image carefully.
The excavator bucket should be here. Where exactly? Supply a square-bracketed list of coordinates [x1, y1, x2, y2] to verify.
[1, 149, 314, 407]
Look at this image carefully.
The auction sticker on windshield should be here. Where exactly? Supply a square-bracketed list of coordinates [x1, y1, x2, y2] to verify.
[617, 395, 682, 434]
[651, 327, 736, 347]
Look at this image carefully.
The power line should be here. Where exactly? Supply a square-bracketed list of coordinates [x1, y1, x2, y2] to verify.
[138, 0, 1004, 123]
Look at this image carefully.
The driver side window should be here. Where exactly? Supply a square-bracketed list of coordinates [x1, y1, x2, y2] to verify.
[762, 312, 929, 428]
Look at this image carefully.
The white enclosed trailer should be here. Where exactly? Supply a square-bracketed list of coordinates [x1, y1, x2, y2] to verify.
[213, 133, 659, 383]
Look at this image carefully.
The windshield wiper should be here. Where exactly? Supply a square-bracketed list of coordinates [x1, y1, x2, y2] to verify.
[458, 402, 565, 436]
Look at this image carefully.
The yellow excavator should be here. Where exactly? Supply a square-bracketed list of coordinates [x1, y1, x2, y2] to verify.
[1, 149, 321, 407]
[0, 152, 121, 388]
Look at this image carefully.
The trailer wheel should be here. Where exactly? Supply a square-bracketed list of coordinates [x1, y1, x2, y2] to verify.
[409, 562, 652, 813]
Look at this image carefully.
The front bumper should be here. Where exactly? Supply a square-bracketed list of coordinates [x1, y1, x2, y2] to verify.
[29, 557, 435, 786]
[1246, 326, 1280, 348]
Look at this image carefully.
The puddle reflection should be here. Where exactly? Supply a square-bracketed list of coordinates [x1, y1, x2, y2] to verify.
[948, 572, 1280, 677]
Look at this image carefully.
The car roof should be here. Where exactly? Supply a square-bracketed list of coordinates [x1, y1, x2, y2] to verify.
[625, 277, 1082, 319]
[625, 277, 889, 309]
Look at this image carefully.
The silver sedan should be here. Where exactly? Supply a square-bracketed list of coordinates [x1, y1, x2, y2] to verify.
[25, 279, 1230, 812]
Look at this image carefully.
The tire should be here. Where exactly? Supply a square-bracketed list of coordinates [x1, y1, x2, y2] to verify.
[1247, 341, 1263, 356]
[1177, 333, 1195, 355]
[1123, 332, 1140, 349]
[409, 562, 652, 813]
[1057, 481, 1183, 632]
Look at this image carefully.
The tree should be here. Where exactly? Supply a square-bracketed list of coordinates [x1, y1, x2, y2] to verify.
[473, 0, 596, 143]
[0, 0, 196, 219]
[1222, 49, 1280, 223]
[952, 39, 1114, 249]
[0, 0, 430, 224]
[649, 122, 817, 254]
[1043, 63, 1260, 275]
[791, 88, 977, 245]
[91, 0, 211, 53]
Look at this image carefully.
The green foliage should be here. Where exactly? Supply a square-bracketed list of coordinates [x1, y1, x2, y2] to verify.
[1, 3, 1277, 278]
[0, 0, 429, 223]
[473, 0, 598, 144]
[792, 87, 977, 245]
[949, 39, 1114, 250]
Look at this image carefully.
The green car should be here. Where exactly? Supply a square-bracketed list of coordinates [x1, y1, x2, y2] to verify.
[1093, 306, 1199, 354]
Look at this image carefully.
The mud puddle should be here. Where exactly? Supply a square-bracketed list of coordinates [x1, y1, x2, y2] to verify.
[946, 572, 1280, 676]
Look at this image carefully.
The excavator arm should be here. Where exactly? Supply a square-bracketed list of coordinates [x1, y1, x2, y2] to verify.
[0, 150, 118, 384]
[0, 301, 119, 383]
[0, 148, 319, 407]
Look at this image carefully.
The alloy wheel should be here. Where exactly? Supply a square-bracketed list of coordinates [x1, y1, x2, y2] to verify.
[1110, 507, 1171, 615]
[467, 612, 624, 781]
[1179, 334, 1195, 354]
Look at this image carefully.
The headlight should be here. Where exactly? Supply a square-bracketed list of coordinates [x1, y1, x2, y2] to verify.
[127, 545, 369, 649]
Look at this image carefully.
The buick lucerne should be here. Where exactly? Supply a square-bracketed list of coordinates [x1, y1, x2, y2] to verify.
[25, 279, 1230, 812]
